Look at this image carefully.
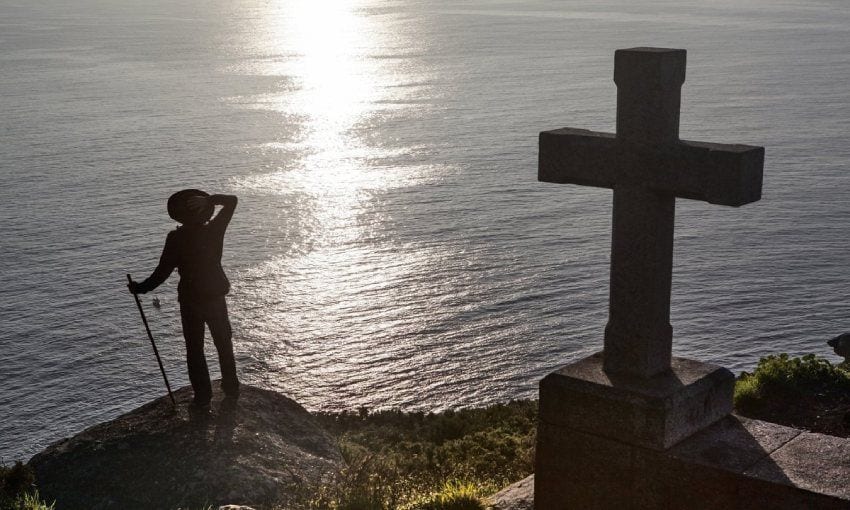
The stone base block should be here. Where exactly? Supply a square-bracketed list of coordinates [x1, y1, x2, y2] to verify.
[534, 415, 850, 509]
[535, 423, 634, 510]
[539, 351, 733, 450]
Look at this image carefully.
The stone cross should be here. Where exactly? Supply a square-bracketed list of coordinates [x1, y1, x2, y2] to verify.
[539, 48, 764, 378]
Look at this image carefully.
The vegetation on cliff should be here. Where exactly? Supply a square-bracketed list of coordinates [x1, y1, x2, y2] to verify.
[734, 353, 850, 437]
[305, 400, 537, 509]
[0, 462, 52, 510]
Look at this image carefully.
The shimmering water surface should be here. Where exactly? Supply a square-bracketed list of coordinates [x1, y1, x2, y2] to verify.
[2, 0, 849, 460]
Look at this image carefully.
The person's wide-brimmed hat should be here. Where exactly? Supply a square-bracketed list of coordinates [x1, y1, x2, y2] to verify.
[167, 189, 213, 224]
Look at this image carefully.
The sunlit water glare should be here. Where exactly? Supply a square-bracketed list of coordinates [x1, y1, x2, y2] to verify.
[2, 0, 850, 460]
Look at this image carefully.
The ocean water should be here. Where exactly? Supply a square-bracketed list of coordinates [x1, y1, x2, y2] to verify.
[2, 0, 849, 461]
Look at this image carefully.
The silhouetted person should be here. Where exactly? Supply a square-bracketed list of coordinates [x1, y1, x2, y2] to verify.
[128, 189, 240, 406]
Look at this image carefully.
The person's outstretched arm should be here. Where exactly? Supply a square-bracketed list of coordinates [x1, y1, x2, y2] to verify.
[128, 232, 177, 294]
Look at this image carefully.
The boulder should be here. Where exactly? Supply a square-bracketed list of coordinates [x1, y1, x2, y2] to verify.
[29, 384, 342, 510]
[488, 475, 534, 510]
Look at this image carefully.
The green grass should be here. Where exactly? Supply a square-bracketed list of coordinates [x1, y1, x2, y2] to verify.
[402, 481, 486, 510]
[7, 492, 54, 510]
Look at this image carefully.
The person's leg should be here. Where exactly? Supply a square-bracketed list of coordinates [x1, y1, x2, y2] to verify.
[206, 296, 239, 396]
[180, 301, 212, 404]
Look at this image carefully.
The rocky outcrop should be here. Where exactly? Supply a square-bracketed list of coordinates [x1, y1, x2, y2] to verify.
[29, 384, 342, 510]
[488, 475, 533, 510]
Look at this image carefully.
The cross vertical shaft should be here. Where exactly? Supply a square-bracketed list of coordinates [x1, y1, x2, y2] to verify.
[604, 49, 686, 377]
[615, 48, 685, 144]
[604, 186, 675, 376]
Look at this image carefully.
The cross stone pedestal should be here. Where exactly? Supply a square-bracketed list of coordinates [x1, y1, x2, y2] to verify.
[535, 354, 735, 509]
[535, 48, 764, 509]
[539, 353, 734, 451]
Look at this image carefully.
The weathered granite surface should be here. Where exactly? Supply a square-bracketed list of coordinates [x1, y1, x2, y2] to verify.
[534, 415, 850, 509]
[28, 384, 342, 510]
[539, 352, 734, 450]
[488, 475, 533, 510]
[496, 418, 850, 510]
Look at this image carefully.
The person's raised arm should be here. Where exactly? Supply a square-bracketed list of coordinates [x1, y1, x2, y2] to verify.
[206, 194, 238, 232]
[128, 232, 177, 294]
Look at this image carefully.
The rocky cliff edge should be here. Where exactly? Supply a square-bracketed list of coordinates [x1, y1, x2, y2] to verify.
[28, 384, 342, 510]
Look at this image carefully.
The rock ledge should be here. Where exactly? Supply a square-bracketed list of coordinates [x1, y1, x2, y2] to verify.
[488, 475, 533, 510]
[29, 384, 342, 510]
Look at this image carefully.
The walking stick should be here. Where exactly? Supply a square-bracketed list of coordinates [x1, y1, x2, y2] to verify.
[127, 274, 176, 406]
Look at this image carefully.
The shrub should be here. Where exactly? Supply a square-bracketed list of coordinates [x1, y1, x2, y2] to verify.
[735, 353, 850, 409]
[734, 353, 850, 437]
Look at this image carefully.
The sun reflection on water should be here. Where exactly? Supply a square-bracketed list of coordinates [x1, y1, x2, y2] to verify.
[232, 0, 428, 237]
[226, 0, 454, 405]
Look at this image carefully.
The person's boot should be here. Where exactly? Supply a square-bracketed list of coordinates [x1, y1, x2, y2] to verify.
[221, 379, 240, 398]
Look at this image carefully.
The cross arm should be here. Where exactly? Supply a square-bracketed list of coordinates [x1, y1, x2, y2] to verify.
[538, 128, 764, 206]
[538, 128, 620, 189]
[671, 140, 764, 206]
